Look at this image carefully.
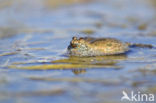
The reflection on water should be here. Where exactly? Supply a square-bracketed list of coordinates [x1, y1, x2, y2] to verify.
[9, 55, 127, 71]
[52, 55, 127, 65]
[72, 69, 86, 75]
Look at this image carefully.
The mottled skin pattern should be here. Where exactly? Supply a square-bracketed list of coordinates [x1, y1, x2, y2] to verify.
[68, 37, 129, 57]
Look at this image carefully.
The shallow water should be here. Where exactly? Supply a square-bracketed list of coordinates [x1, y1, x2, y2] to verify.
[0, 0, 156, 103]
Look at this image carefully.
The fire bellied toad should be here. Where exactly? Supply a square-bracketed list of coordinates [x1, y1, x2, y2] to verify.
[67, 37, 154, 57]
[68, 37, 130, 56]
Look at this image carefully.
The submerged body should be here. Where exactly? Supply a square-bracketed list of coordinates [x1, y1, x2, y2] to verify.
[68, 37, 129, 57]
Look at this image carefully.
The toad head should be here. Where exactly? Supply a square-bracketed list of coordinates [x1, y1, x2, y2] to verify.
[68, 37, 87, 49]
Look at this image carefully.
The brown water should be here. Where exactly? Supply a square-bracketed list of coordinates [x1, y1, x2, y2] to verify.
[0, 0, 156, 103]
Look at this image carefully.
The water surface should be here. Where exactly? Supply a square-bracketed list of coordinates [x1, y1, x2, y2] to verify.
[0, 0, 156, 103]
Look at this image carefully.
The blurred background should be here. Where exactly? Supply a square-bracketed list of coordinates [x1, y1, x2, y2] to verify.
[0, 0, 90, 38]
[0, 0, 156, 103]
[0, 0, 156, 38]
